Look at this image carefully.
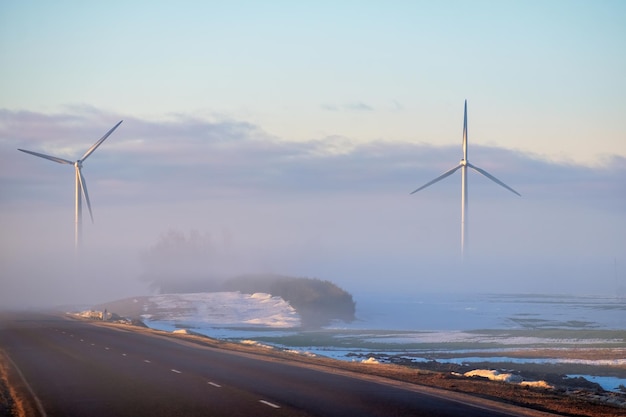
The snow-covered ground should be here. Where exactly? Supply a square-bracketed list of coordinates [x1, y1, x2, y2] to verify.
[134, 292, 301, 329]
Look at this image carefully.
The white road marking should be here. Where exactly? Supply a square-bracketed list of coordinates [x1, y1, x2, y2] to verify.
[171, 369, 182, 374]
[122, 353, 127, 356]
[105, 347, 110, 350]
[144, 359, 151, 363]
[207, 382, 221, 388]
[259, 400, 280, 409]
[91, 343, 95, 346]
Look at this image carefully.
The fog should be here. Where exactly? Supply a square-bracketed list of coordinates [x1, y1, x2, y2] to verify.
[1, 109, 625, 308]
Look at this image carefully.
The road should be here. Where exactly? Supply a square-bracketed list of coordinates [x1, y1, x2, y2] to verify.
[0, 312, 554, 417]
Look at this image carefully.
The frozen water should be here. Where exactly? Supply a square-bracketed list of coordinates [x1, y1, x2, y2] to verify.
[568, 375, 626, 392]
[344, 292, 626, 331]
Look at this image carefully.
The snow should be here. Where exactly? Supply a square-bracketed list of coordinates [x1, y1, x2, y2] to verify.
[240, 340, 274, 349]
[464, 369, 556, 389]
[439, 356, 626, 367]
[77, 310, 104, 320]
[353, 331, 625, 346]
[520, 380, 554, 389]
[464, 369, 523, 383]
[464, 369, 555, 389]
[138, 292, 301, 329]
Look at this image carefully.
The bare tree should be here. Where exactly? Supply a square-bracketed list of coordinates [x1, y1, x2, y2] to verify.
[139, 229, 220, 293]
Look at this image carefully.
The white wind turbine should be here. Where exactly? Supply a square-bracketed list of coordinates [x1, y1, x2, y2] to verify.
[410, 101, 519, 258]
[19, 120, 123, 252]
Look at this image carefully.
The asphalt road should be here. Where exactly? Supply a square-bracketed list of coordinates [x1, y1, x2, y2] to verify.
[0, 312, 552, 417]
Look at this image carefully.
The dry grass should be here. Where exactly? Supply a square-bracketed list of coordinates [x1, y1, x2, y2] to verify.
[0, 350, 42, 417]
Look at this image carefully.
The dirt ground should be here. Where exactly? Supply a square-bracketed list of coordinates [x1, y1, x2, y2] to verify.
[352, 364, 626, 417]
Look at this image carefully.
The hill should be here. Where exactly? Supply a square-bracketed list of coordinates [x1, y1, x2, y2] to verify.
[121, 273, 356, 328]
[222, 274, 356, 328]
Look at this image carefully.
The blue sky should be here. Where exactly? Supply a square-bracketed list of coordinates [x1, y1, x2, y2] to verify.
[0, 1, 625, 306]
[2, 1, 625, 162]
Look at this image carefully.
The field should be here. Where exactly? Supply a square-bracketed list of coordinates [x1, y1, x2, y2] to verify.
[131, 292, 626, 393]
[87, 292, 626, 415]
[115, 322, 626, 416]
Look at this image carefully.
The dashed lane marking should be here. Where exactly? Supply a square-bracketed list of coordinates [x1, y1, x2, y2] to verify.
[171, 369, 182, 374]
[144, 360, 151, 363]
[259, 400, 280, 409]
[208, 382, 221, 388]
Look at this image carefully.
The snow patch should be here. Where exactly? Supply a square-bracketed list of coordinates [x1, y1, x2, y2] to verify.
[464, 369, 522, 383]
[361, 331, 624, 346]
[76, 310, 104, 320]
[241, 340, 273, 349]
[361, 357, 380, 364]
[520, 380, 554, 389]
[285, 349, 317, 357]
[138, 292, 301, 328]
[464, 369, 553, 389]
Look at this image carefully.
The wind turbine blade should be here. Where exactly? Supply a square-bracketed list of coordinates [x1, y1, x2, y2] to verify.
[77, 167, 94, 223]
[18, 149, 74, 165]
[467, 162, 521, 196]
[410, 164, 462, 194]
[81, 120, 123, 161]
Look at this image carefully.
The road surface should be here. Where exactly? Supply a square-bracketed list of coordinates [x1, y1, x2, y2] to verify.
[0, 312, 555, 417]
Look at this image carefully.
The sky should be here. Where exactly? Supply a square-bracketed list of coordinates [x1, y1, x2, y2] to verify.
[0, 1, 625, 308]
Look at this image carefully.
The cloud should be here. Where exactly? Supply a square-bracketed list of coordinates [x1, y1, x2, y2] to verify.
[1, 107, 625, 307]
[321, 104, 339, 112]
[3, 106, 625, 212]
[2, 106, 624, 218]
[345, 102, 374, 111]
[390, 100, 404, 112]
[321, 102, 375, 112]
[320, 100, 404, 113]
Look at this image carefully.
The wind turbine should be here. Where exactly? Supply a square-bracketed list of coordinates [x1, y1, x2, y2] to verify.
[18, 120, 123, 252]
[410, 101, 519, 258]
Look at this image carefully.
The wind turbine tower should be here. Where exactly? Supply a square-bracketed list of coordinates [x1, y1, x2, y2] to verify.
[18, 121, 123, 253]
[411, 101, 519, 258]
